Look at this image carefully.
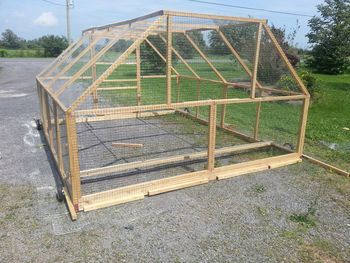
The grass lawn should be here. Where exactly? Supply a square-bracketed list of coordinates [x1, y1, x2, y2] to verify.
[304, 73, 350, 170]
[66, 56, 349, 172]
[0, 48, 45, 58]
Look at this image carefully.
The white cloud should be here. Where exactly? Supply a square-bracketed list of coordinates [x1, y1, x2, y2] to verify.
[33, 12, 58, 27]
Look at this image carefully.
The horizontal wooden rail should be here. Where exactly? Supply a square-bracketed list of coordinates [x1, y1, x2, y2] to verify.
[75, 109, 175, 123]
[179, 75, 301, 95]
[80, 141, 272, 178]
[103, 79, 137, 83]
[80, 153, 298, 211]
[75, 94, 307, 117]
[97, 86, 137, 91]
[215, 153, 301, 180]
[272, 143, 350, 177]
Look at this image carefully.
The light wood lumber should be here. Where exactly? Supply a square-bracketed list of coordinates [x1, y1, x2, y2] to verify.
[251, 23, 262, 98]
[80, 141, 272, 178]
[111, 142, 143, 148]
[184, 33, 226, 83]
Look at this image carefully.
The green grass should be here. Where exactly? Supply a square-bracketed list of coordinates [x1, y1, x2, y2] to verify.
[88, 61, 350, 171]
[0, 48, 45, 58]
[304, 73, 350, 170]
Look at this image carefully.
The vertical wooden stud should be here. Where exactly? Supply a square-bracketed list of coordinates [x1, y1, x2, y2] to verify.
[176, 75, 180, 103]
[296, 97, 310, 156]
[43, 92, 54, 146]
[220, 83, 228, 127]
[251, 22, 262, 99]
[66, 110, 81, 210]
[207, 102, 217, 179]
[40, 90, 48, 135]
[90, 34, 98, 108]
[37, 82, 45, 124]
[196, 79, 201, 117]
[136, 46, 141, 117]
[253, 102, 262, 140]
[53, 103, 64, 172]
[166, 15, 172, 105]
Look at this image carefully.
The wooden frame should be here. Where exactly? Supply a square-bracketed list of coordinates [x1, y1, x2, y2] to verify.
[38, 10, 347, 220]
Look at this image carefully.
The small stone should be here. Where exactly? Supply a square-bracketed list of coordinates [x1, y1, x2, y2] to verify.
[124, 225, 134, 230]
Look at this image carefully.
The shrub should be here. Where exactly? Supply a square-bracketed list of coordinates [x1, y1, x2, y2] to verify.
[276, 75, 296, 91]
[300, 70, 317, 97]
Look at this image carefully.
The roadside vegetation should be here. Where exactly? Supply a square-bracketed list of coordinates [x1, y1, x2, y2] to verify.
[0, 29, 68, 57]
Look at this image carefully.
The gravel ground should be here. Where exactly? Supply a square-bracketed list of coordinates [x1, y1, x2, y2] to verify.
[0, 58, 349, 262]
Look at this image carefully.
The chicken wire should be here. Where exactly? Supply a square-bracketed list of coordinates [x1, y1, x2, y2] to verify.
[36, 11, 308, 212]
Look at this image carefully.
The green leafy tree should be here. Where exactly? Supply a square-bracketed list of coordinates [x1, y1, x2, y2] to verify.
[38, 35, 68, 57]
[306, 0, 350, 74]
[140, 35, 167, 74]
[0, 29, 23, 49]
[113, 39, 133, 52]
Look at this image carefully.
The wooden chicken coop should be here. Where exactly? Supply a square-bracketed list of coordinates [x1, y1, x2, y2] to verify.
[36, 10, 310, 220]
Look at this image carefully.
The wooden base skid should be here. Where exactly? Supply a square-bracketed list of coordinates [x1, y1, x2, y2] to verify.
[79, 153, 301, 212]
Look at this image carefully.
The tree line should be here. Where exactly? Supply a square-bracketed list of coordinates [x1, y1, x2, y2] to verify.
[1, 0, 348, 75]
[0, 29, 68, 57]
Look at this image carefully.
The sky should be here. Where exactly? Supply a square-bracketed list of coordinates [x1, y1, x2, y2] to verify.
[0, 0, 324, 48]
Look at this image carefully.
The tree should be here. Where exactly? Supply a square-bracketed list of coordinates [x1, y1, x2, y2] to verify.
[0, 29, 23, 49]
[270, 25, 300, 67]
[113, 39, 133, 52]
[38, 35, 68, 57]
[208, 31, 230, 55]
[140, 35, 167, 74]
[306, 0, 350, 74]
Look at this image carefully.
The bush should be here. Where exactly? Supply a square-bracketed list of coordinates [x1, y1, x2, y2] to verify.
[0, 50, 6, 57]
[276, 75, 296, 91]
[299, 70, 317, 97]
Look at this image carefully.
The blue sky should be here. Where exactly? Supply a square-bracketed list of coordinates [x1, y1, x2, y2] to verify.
[0, 0, 323, 48]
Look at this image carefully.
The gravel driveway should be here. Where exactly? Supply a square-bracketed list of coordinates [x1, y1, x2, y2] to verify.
[0, 58, 349, 262]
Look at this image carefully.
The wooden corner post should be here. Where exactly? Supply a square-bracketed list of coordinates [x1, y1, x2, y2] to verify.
[136, 46, 141, 117]
[296, 96, 310, 156]
[220, 83, 228, 127]
[208, 102, 217, 179]
[166, 15, 172, 105]
[90, 34, 98, 107]
[251, 22, 262, 99]
[53, 103, 64, 172]
[66, 109, 81, 210]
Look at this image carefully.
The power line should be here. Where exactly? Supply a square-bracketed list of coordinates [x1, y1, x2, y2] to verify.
[40, 0, 66, 7]
[188, 0, 314, 17]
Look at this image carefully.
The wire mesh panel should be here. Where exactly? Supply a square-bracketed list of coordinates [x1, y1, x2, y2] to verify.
[36, 11, 309, 215]
[77, 108, 212, 195]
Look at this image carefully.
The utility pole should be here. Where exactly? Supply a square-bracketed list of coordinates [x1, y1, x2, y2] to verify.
[66, 0, 73, 43]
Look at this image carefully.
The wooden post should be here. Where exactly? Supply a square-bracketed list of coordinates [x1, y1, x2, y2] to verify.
[207, 102, 217, 178]
[196, 79, 201, 117]
[90, 34, 98, 107]
[220, 83, 228, 127]
[254, 102, 262, 140]
[66, 110, 81, 210]
[251, 23, 262, 99]
[176, 75, 180, 102]
[43, 92, 53, 146]
[37, 82, 45, 124]
[296, 97, 310, 156]
[53, 103, 64, 172]
[136, 46, 141, 117]
[166, 15, 172, 105]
